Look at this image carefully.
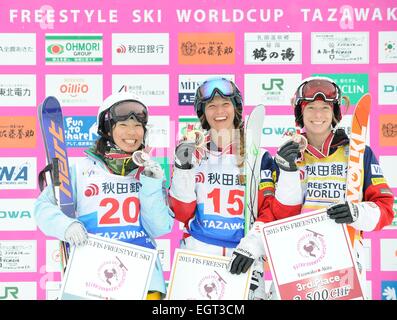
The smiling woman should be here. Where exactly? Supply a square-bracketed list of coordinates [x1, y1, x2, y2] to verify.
[169, 77, 279, 300]
[34, 92, 174, 300]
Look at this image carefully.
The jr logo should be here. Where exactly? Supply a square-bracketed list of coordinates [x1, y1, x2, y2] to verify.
[262, 78, 284, 91]
[0, 287, 18, 300]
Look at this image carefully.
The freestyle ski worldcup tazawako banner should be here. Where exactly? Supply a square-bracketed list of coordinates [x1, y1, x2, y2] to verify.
[0, 0, 396, 300]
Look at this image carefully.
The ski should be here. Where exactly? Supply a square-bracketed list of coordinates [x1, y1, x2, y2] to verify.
[345, 93, 371, 298]
[38, 96, 75, 270]
[346, 93, 371, 205]
[244, 105, 265, 234]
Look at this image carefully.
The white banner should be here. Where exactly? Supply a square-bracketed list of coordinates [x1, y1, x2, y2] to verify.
[166, 248, 252, 300]
[260, 209, 365, 300]
[59, 234, 157, 300]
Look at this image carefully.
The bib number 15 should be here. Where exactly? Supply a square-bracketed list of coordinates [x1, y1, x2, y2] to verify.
[208, 188, 244, 216]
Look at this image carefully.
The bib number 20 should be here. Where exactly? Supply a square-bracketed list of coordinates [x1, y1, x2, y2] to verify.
[99, 197, 140, 225]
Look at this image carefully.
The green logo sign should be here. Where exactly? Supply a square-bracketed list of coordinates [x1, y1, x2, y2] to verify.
[312, 73, 369, 105]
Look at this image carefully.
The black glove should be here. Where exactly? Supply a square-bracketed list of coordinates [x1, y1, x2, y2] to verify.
[229, 250, 255, 275]
[274, 140, 300, 172]
[175, 141, 196, 170]
[327, 201, 359, 224]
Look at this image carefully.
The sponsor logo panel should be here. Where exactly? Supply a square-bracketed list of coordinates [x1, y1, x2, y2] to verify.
[147, 116, 170, 148]
[379, 156, 397, 188]
[379, 31, 397, 64]
[64, 116, 98, 148]
[0, 157, 37, 190]
[380, 239, 397, 271]
[379, 115, 397, 147]
[45, 74, 103, 107]
[0, 282, 37, 300]
[378, 73, 397, 105]
[311, 32, 369, 64]
[381, 281, 397, 300]
[244, 32, 302, 64]
[112, 74, 169, 106]
[0, 116, 36, 148]
[178, 33, 235, 65]
[45, 34, 103, 65]
[244, 73, 301, 106]
[0, 75, 36, 107]
[0, 199, 37, 231]
[0, 240, 37, 273]
[112, 33, 169, 65]
[0, 33, 36, 65]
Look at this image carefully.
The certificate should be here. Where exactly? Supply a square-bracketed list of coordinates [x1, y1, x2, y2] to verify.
[166, 249, 252, 300]
[260, 209, 365, 300]
[59, 234, 157, 300]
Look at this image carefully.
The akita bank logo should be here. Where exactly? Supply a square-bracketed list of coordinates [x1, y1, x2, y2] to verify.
[198, 271, 226, 300]
[84, 183, 99, 197]
[195, 172, 205, 183]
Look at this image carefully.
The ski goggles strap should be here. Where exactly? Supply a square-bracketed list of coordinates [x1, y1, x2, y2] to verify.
[296, 79, 341, 104]
[197, 78, 237, 102]
[109, 100, 148, 123]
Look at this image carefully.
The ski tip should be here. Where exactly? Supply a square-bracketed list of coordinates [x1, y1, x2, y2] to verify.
[357, 93, 371, 106]
[42, 96, 61, 105]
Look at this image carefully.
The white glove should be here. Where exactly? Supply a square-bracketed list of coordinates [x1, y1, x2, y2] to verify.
[64, 222, 88, 247]
[228, 222, 266, 274]
[142, 160, 164, 179]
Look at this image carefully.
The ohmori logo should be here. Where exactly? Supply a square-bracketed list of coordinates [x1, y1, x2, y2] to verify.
[47, 44, 64, 55]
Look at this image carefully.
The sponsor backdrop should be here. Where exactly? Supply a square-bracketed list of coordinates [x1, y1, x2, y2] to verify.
[0, 0, 396, 300]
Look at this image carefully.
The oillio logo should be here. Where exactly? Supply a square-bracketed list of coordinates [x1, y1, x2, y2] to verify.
[47, 44, 64, 55]
[59, 81, 89, 97]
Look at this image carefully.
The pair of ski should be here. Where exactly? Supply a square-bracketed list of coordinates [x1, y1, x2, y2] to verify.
[243, 94, 371, 234]
[38, 97, 75, 273]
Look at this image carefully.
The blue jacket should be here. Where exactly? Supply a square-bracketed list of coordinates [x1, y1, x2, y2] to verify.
[34, 151, 174, 295]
